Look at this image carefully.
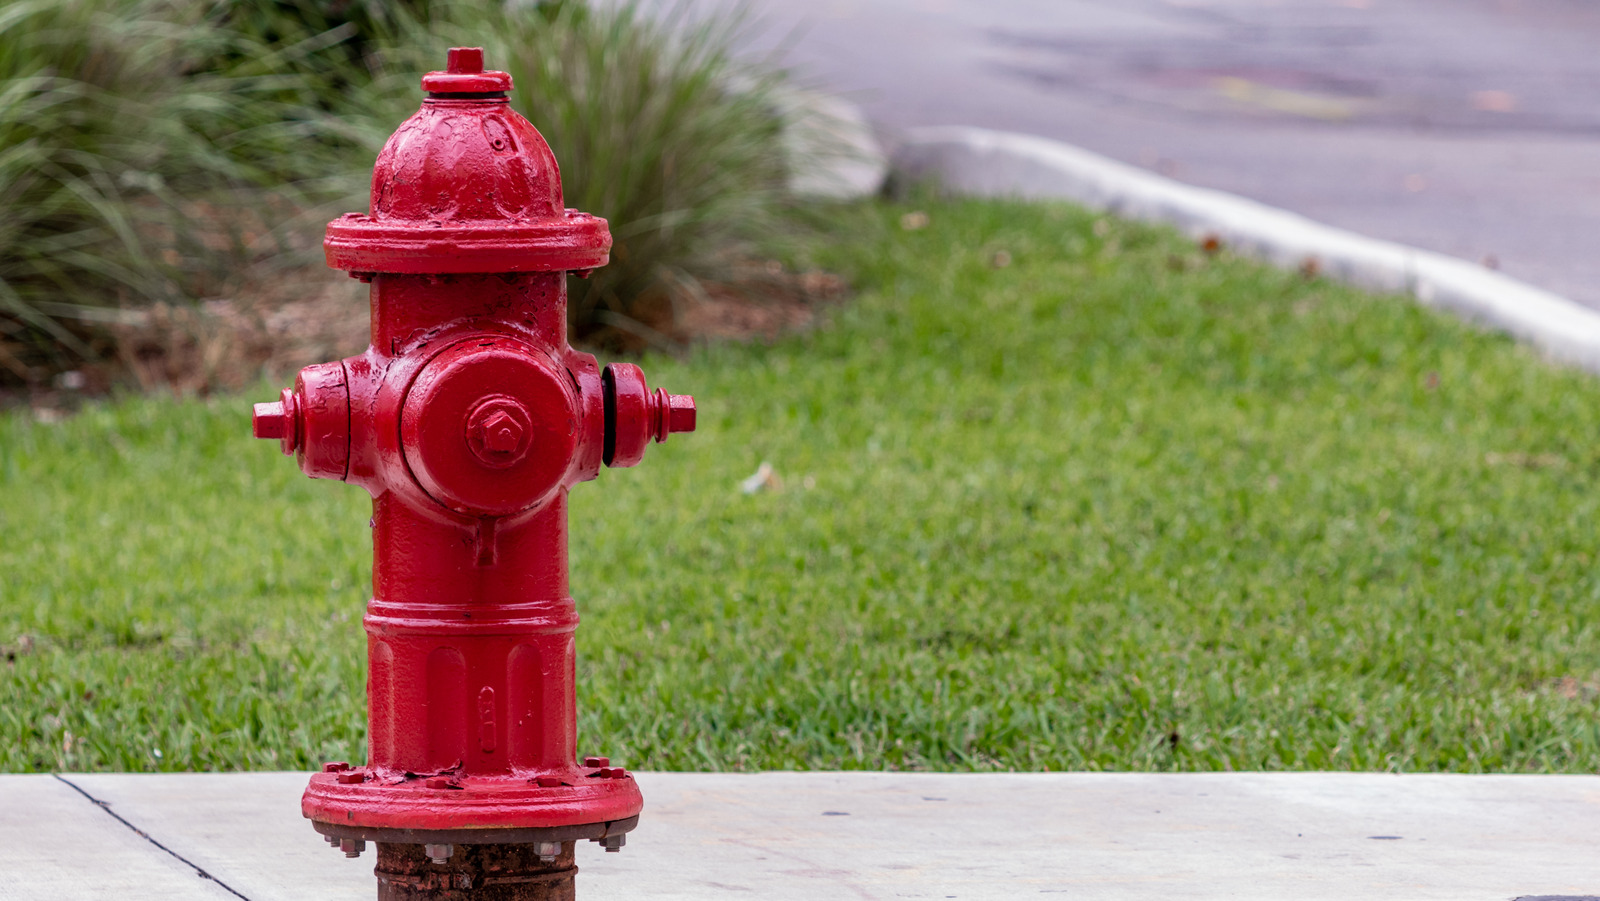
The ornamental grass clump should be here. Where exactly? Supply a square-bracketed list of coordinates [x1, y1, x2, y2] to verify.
[333, 0, 802, 350]
[475, 1, 793, 349]
[0, 0, 817, 391]
[0, 0, 205, 378]
[0, 0, 392, 386]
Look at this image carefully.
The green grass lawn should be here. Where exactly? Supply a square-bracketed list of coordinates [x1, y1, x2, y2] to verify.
[4, 198, 1600, 775]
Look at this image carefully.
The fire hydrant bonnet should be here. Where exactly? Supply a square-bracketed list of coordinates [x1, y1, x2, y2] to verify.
[323, 48, 610, 275]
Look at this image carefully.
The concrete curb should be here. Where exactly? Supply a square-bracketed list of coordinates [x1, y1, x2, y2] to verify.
[894, 126, 1600, 374]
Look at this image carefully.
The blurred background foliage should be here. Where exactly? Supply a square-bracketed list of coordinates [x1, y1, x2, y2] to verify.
[0, 0, 811, 392]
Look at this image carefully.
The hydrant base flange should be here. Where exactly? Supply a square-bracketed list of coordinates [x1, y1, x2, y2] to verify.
[311, 814, 638, 846]
[303, 770, 643, 832]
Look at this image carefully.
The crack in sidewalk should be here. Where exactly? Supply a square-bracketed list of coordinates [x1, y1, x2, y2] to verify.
[54, 773, 253, 900]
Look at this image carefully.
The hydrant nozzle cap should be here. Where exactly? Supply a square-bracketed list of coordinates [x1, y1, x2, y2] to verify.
[252, 401, 287, 439]
[252, 389, 300, 456]
[422, 46, 512, 94]
[655, 389, 696, 441]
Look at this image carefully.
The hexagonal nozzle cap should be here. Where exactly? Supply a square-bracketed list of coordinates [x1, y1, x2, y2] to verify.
[251, 389, 299, 456]
[664, 392, 696, 436]
[650, 389, 695, 443]
[252, 401, 288, 439]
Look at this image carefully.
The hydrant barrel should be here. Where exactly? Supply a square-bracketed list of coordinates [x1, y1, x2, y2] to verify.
[249, 47, 695, 898]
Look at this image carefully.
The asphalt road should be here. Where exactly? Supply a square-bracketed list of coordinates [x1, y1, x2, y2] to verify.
[735, 0, 1600, 307]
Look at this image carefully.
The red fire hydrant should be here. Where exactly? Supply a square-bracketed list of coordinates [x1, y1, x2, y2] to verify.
[250, 47, 694, 900]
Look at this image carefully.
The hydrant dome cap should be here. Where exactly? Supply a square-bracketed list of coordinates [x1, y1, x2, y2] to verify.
[323, 48, 610, 274]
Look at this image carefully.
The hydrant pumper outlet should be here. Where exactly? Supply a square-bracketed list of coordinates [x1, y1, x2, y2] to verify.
[250, 47, 694, 900]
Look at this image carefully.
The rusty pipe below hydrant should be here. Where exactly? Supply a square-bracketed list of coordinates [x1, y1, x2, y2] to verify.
[375, 842, 576, 901]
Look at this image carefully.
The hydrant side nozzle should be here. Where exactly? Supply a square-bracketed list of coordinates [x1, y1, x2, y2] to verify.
[602, 363, 694, 468]
[251, 363, 350, 476]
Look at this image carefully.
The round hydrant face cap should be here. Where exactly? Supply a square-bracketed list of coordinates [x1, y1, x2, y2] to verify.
[401, 338, 578, 517]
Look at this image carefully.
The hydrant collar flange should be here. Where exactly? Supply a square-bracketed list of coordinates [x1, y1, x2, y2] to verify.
[324, 210, 610, 275]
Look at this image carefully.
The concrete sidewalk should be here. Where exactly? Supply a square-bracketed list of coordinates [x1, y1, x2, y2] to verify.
[2, 772, 1596, 900]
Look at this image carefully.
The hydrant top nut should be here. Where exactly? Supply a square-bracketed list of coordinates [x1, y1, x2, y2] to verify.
[421, 46, 511, 95]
